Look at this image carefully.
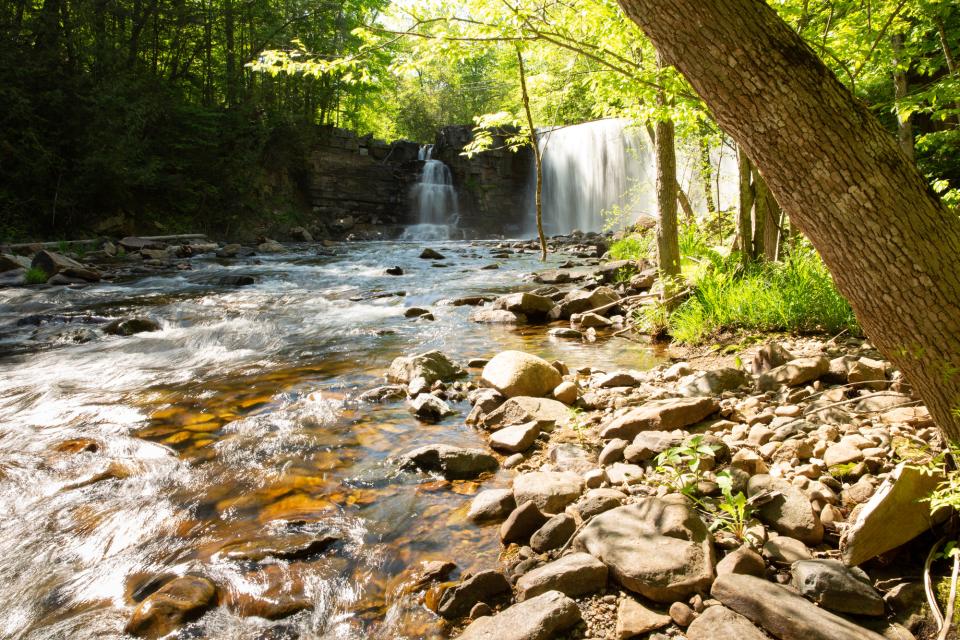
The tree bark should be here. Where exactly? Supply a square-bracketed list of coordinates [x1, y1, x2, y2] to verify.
[618, 0, 960, 439]
[517, 46, 547, 261]
[737, 145, 754, 261]
[654, 55, 680, 288]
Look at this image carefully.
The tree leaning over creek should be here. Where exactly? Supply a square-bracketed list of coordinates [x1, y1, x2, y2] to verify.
[616, 0, 960, 439]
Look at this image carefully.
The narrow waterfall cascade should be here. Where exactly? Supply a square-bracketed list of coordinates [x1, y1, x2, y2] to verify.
[401, 145, 460, 241]
[530, 118, 738, 235]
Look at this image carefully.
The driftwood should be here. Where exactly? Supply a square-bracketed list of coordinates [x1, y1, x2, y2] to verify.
[3, 234, 207, 251]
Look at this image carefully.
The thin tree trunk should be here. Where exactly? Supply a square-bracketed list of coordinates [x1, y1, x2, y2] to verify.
[751, 167, 767, 260]
[618, 0, 960, 439]
[737, 145, 754, 262]
[763, 187, 781, 261]
[699, 132, 716, 216]
[891, 33, 914, 161]
[677, 187, 695, 224]
[517, 46, 546, 261]
[655, 53, 680, 290]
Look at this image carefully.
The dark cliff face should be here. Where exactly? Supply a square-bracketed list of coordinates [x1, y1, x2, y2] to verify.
[306, 125, 532, 239]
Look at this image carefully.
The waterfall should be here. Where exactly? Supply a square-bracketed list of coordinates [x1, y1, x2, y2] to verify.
[402, 145, 460, 241]
[529, 118, 738, 235]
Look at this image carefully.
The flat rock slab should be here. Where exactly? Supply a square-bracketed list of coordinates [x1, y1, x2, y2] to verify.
[685, 604, 771, 640]
[573, 498, 715, 602]
[514, 471, 585, 514]
[791, 559, 884, 616]
[711, 574, 887, 640]
[489, 422, 541, 453]
[679, 368, 750, 397]
[841, 462, 944, 566]
[457, 590, 582, 640]
[398, 445, 498, 480]
[516, 552, 608, 600]
[615, 598, 671, 639]
[600, 397, 720, 440]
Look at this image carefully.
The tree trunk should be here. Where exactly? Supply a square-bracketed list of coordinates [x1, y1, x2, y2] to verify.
[698, 132, 717, 216]
[517, 46, 547, 261]
[617, 0, 960, 439]
[891, 34, 914, 161]
[655, 56, 680, 287]
[751, 167, 767, 260]
[677, 187, 695, 224]
[737, 145, 754, 261]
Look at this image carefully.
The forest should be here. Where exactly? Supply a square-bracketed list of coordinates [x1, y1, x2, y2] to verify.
[0, 1, 959, 640]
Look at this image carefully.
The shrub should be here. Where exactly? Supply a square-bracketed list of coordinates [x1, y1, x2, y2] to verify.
[24, 267, 49, 284]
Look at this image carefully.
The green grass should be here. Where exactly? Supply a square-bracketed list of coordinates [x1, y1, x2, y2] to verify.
[24, 267, 49, 284]
[609, 233, 654, 261]
[667, 246, 859, 344]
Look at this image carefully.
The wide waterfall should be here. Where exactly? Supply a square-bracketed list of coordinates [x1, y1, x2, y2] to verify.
[401, 145, 460, 241]
[530, 118, 738, 235]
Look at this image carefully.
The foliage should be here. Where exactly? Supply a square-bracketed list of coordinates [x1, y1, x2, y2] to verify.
[667, 245, 860, 343]
[609, 233, 654, 261]
[24, 268, 48, 285]
[654, 435, 719, 498]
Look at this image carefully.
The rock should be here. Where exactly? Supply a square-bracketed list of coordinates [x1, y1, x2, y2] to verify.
[686, 605, 771, 640]
[493, 292, 556, 318]
[358, 385, 406, 403]
[629, 270, 657, 290]
[615, 598, 671, 639]
[387, 350, 465, 393]
[408, 394, 454, 422]
[437, 570, 510, 619]
[552, 381, 578, 405]
[398, 444, 498, 480]
[547, 443, 594, 474]
[574, 488, 626, 519]
[0, 254, 30, 272]
[469, 490, 516, 523]
[679, 368, 750, 397]
[576, 312, 612, 329]
[289, 226, 313, 242]
[516, 553, 608, 600]
[214, 530, 338, 562]
[824, 442, 864, 467]
[258, 240, 285, 253]
[711, 573, 887, 640]
[489, 422, 541, 453]
[386, 266, 403, 276]
[470, 602, 493, 618]
[841, 462, 945, 566]
[470, 308, 526, 324]
[716, 546, 766, 577]
[404, 307, 431, 318]
[469, 388, 506, 414]
[420, 248, 445, 259]
[791, 559, 884, 616]
[482, 351, 563, 398]
[757, 357, 830, 391]
[32, 250, 101, 282]
[574, 498, 715, 602]
[483, 396, 571, 430]
[548, 327, 582, 339]
[125, 575, 217, 638]
[669, 601, 697, 626]
[396, 560, 457, 595]
[457, 590, 582, 640]
[747, 475, 824, 544]
[500, 501, 550, 545]
[513, 472, 584, 514]
[624, 431, 683, 463]
[218, 274, 256, 286]
[599, 439, 628, 465]
[103, 317, 161, 336]
[604, 462, 645, 485]
[595, 370, 646, 388]
[530, 513, 577, 552]
[763, 536, 812, 563]
[751, 342, 793, 375]
[600, 397, 721, 440]
[848, 358, 887, 391]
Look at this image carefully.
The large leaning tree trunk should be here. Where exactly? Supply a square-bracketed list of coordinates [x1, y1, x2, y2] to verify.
[618, 0, 960, 439]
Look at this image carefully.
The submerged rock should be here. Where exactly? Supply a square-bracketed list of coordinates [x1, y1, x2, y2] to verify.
[419, 248, 445, 259]
[103, 317, 161, 336]
[481, 351, 563, 398]
[125, 575, 217, 639]
[437, 569, 510, 619]
[398, 444, 498, 480]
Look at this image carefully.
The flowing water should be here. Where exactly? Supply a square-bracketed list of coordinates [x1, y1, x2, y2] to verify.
[0, 242, 660, 640]
[402, 146, 460, 242]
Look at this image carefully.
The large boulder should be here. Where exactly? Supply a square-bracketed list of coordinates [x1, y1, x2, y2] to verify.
[457, 590, 582, 640]
[757, 357, 830, 391]
[482, 396, 571, 430]
[573, 498, 715, 602]
[31, 250, 101, 282]
[841, 462, 945, 566]
[711, 574, 887, 640]
[747, 475, 824, 545]
[482, 351, 562, 398]
[516, 553, 608, 601]
[685, 605, 771, 640]
[791, 559, 884, 616]
[600, 397, 720, 440]
[398, 445, 498, 480]
[387, 350, 465, 395]
[514, 471, 585, 514]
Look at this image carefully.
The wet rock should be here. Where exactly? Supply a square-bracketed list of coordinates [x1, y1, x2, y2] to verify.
[408, 393, 454, 423]
[686, 604, 771, 640]
[489, 421, 541, 453]
[289, 226, 313, 242]
[387, 350, 465, 393]
[548, 327, 582, 339]
[457, 590, 582, 640]
[574, 498, 715, 602]
[516, 552, 608, 600]
[500, 501, 550, 545]
[841, 463, 945, 566]
[420, 248, 445, 259]
[716, 546, 766, 577]
[32, 250, 101, 282]
[386, 266, 404, 275]
[615, 598, 671, 639]
[395, 560, 457, 596]
[576, 312, 612, 329]
[481, 351, 563, 399]
[470, 308, 526, 324]
[513, 471, 584, 513]
[214, 530, 338, 562]
[358, 385, 406, 403]
[751, 342, 793, 375]
[791, 559, 884, 616]
[468, 489, 516, 523]
[125, 575, 217, 639]
[711, 573, 887, 640]
[218, 274, 256, 286]
[398, 444, 498, 480]
[404, 307, 431, 318]
[534, 269, 572, 284]
[600, 397, 720, 440]
[757, 357, 830, 391]
[437, 569, 510, 619]
[103, 317, 161, 336]
[53, 438, 101, 454]
[747, 475, 824, 544]
[679, 368, 750, 397]
[530, 513, 576, 552]
[258, 240, 285, 253]
[483, 396, 570, 430]
[492, 292, 556, 319]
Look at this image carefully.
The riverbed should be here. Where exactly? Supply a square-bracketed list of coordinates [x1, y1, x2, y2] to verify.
[0, 241, 659, 639]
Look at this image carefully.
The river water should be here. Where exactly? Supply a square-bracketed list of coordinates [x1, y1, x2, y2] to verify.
[0, 241, 658, 640]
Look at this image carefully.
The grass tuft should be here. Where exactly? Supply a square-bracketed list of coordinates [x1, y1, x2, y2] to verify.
[24, 267, 49, 285]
